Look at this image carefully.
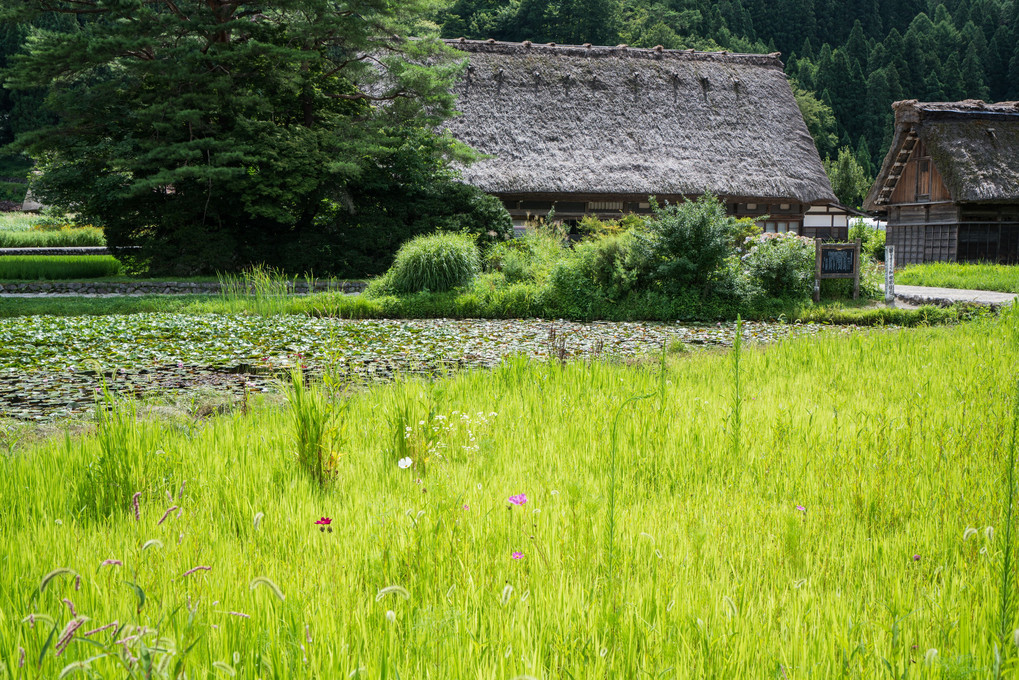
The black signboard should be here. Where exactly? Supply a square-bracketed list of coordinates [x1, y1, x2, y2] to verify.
[814, 239, 861, 301]
[821, 247, 856, 276]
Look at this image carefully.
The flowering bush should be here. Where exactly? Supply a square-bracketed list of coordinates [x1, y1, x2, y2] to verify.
[741, 232, 815, 300]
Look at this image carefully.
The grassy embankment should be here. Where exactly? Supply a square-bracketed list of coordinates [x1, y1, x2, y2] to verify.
[897, 262, 1019, 294]
[1, 310, 1018, 678]
[0, 288, 983, 327]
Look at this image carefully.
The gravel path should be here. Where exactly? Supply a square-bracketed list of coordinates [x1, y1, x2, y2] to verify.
[888, 284, 1017, 307]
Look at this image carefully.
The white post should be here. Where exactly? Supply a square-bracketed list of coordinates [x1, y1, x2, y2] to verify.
[884, 245, 896, 303]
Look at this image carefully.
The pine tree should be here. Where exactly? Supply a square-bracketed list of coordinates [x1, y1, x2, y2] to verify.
[3, 0, 465, 275]
[942, 53, 966, 100]
[855, 136, 875, 177]
[987, 25, 1015, 101]
[824, 146, 871, 209]
[844, 21, 870, 68]
[961, 49, 990, 100]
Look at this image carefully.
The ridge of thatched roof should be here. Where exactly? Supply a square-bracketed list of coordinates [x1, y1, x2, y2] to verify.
[865, 99, 1019, 209]
[443, 39, 836, 205]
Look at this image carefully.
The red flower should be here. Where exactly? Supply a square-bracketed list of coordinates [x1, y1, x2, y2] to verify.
[315, 517, 332, 526]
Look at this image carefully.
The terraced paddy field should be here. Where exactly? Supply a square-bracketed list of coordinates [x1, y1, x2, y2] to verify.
[1, 311, 1017, 678]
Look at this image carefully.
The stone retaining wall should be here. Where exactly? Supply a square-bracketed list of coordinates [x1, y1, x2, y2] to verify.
[0, 280, 367, 296]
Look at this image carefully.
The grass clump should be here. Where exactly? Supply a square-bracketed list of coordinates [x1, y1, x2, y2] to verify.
[0, 212, 45, 232]
[372, 231, 481, 294]
[897, 262, 1019, 293]
[0, 255, 122, 280]
[2, 310, 1019, 676]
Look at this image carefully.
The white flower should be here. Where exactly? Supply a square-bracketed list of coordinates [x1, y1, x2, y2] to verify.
[398, 457, 413, 469]
[385, 610, 396, 623]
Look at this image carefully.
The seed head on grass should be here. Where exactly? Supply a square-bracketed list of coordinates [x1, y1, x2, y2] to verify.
[157, 506, 178, 525]
[142, 539, 163, 551]
[250, 576, 285, 602]
[22, 613, 55, 628]
[375, 585, 410, 602]
[253, 512, 264, 529]
[40, 568, 77, 593]
[55, 616, 88, 656]
[99, 559, 122, 568]
[964, 527, 978, 540]
[181, 565, 211, 579]
[63, 598, 77, 617]
[132, 491, 141, 522]
[83, 621, 119, 637]
[212, 661, 237, 676]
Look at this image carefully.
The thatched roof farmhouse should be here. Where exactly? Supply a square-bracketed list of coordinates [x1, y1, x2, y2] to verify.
[864, 100, 1019, 264]
[444, 39, 843, 238]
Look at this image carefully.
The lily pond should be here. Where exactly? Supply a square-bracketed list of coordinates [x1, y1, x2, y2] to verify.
[1, 314, 843, 420]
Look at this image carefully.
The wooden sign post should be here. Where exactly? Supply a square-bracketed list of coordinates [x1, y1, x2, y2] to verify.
[884, 244, 895, 303]
[814, 238, 862, 302]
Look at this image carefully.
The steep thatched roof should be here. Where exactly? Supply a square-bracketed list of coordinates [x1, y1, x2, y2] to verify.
[443, 39, 835, 204]
[865, 100, 1019, 209]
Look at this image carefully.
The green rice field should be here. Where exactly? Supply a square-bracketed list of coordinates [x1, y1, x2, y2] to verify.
[0, 212, 105, 248]
[897, 262, 1019, 294]
[0, 255, 122, 280]
[1, 310, 1018, 678]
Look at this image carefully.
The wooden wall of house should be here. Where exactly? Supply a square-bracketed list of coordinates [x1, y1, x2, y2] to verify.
[889, 141, 952, 205]
[497, 195, 811, 228]
[887, 203, 1019, 264]
[887, 223, 958, 265]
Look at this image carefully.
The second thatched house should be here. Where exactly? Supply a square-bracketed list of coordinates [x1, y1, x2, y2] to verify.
[443, 39, 842, 238]
[864, 100, 1019, 264]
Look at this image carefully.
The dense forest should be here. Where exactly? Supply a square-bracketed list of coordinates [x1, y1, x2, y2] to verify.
[2, 1, 1018, 205]
[436, 0, 1019, 183]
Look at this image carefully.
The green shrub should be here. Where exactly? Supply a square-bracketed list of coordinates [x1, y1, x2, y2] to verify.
[484, 227, 567, 284]
[849, 219, 886, 261]
[386, 232, 481, 294]
[0, 255, 123, 279]
[0, 181, 27, 202]
[576, 213, 645, 238]
[742, 233, 815, 299]
[634, 193, 741, 296]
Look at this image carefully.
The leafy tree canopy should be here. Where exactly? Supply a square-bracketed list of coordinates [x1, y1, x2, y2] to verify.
[1, 0, 471, 275]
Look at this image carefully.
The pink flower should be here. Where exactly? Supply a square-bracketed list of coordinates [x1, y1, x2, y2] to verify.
[508, 494, 527, 506]
[913, 554, 921, 561]
[511, 551, 524, 559]
[463, 504, 470, 510]
[315, 517, 332, 525]
[795, 505, 806, 513]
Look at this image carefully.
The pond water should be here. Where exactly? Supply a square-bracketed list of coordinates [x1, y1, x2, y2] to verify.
[0, 314, 841, 420]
